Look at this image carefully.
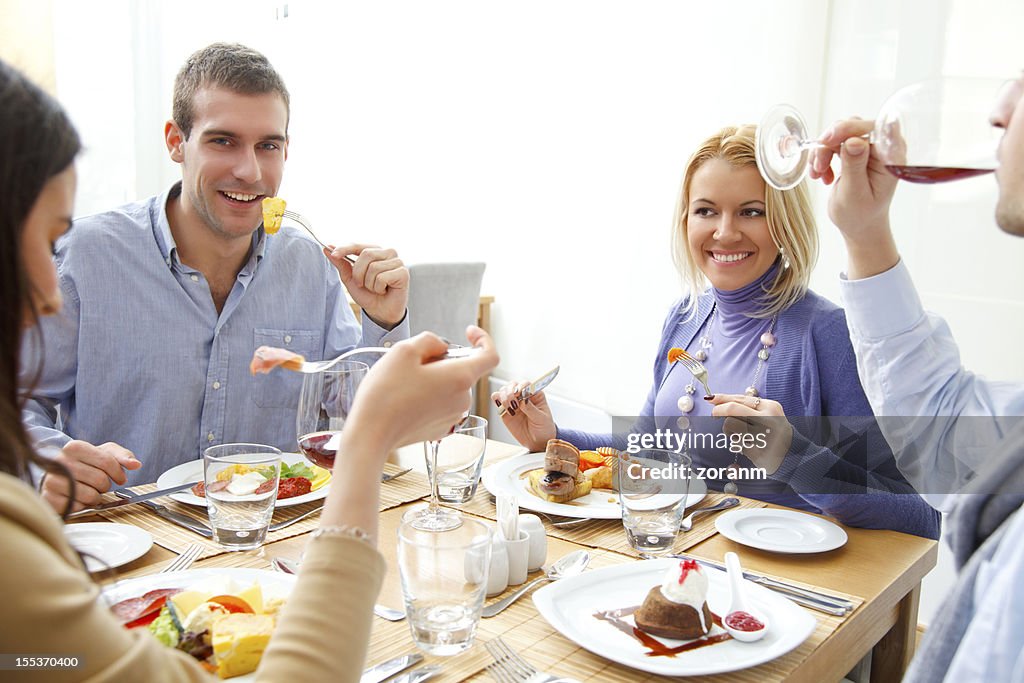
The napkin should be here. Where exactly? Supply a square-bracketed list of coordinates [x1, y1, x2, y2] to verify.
[496, 495, 519, 541]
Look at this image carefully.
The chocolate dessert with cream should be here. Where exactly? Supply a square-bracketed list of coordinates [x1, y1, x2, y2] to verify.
[634, 560, 712, 640]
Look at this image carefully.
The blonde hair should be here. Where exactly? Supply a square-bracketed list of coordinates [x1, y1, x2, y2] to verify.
[670, 124, 818, 318]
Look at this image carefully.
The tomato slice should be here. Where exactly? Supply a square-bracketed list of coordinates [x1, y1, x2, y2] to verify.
[207, 595, 254, 613]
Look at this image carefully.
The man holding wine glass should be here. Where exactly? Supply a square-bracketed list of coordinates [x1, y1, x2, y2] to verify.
[809, 74, 1024, 681]
[22, 43, 411, 514]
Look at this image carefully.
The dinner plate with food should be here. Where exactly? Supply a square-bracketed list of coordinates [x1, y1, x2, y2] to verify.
[156, 452, 331, 509]
[532, 557, 815, 676]
[104, 567, 293, 680]
[481, 439, 707, 519]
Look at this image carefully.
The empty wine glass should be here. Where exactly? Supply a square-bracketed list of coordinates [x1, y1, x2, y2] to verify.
[755, 77, 1008, 190]
[404, 415, 486, 532]
[295, 360, 369, 470]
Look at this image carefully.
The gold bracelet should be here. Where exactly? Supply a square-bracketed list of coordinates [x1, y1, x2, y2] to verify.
[311, 524, 375, 547]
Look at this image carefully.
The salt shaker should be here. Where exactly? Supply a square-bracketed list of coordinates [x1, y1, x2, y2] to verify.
[518, 513, 547, 571]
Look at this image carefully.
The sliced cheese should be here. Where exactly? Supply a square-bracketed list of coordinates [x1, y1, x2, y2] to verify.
[211, 613, 275, 679]
[170, 590, 210, 620]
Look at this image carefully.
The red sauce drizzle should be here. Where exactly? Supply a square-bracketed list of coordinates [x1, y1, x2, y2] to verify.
[593, 606, 732, 658]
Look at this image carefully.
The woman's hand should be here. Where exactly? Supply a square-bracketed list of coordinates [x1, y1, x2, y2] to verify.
[707, 394, 793, 475]
[344, 326, 499, 457]
[491, 381, 556, 451]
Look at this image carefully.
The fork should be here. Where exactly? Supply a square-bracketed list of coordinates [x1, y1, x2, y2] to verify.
[296, 345, 478, 374]
[674, 349, 713, 397]
[381, 467, 412, 483]
[485, 637, 580, 683]
[679, 497, 739, 531]
[281, 209, 356, 264]
[160, 543, 202, 573]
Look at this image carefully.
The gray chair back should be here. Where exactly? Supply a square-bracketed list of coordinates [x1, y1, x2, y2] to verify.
[407, 262, 487, 342]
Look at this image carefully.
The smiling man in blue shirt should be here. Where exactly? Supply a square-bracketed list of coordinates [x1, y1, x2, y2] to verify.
[23, 43, 410, 513]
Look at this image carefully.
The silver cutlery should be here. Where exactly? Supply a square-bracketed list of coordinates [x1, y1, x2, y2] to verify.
[388, 666, 441, 683]
[268, 504, 324, 532]
[679, 497, 740, 531]
[361, 653, 423, 683]
[498, 365, 560, 417]
[482, 550, 590, 618]
[67, 481, 197, 519]
[159, 542, 203, 573]
[113, 491, 213, 538]
[485, 637, 581, 683]
[296, 345, 478, 374]
[381, 467, 412, 483]
[272, 556, 407, 621]
[673, 349, 713, 397]
[670, 553, 854, 614]
[281, 208, 355, 263]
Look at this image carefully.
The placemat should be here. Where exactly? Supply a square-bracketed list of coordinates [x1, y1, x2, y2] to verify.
[361, 547, 863, 683]
[96, 463, 428, 560]
[448, 490, 767, 555]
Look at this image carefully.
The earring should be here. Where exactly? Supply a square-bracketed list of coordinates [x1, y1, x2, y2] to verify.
[779, 247, 790, 269]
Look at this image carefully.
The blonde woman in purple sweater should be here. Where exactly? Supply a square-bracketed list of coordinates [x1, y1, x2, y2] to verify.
[496, 125, 939, 538]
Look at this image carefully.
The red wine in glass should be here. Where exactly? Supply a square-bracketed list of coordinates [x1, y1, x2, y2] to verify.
[885, 165, 994, 184]
[298, 430, 339, 470]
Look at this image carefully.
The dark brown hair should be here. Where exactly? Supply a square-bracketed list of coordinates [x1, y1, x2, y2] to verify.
[172, 42, 290, 139]
[0, 60, 81, 512]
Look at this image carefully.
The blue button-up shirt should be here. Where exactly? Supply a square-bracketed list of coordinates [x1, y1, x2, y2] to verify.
[21, 183, 408, 484]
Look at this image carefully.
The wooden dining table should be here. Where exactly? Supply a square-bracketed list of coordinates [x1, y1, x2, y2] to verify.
[95, 439, 937, 683]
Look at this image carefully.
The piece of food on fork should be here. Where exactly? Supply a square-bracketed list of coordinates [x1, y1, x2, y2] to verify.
[261, 196, 286, 235]
[250, 345, 304, 374]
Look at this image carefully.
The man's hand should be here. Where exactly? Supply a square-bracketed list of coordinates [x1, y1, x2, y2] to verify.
[325, 243, 409, 328]
[809, 118, 900, 279]
[41, 440, 140, 513]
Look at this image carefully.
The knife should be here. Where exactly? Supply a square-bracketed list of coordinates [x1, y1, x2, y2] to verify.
[499, 365, 559, 416]
[112, 491, 214, 538]
[360, 653, 423, 683]
[670, 553, 854, 613]
[66, 481, 197, 519]
[387, 665, 441, 683]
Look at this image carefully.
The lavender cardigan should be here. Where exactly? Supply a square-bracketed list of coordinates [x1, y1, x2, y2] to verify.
[560, 289, 941, 539]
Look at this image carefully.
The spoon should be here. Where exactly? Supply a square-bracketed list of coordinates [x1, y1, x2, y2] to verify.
[271, 556, 406, 621]
[481, 550, 590, 617]
[723, 551, 768, 642]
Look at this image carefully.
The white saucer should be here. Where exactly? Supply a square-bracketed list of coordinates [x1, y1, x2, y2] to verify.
[715, 509, 847, 554]
[64, 522, 153, 572]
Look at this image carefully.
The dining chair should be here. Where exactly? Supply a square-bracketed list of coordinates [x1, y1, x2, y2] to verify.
[407, 262, 486, 343]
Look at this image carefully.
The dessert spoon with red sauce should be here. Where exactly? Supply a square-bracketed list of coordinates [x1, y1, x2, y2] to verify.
[723, 551, 768, 642]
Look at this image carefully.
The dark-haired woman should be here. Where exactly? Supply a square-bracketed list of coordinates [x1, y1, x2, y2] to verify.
[0, 59, 498, 682]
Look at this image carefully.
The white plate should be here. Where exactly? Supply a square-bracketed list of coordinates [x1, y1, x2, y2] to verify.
[64, 522, 153, 572]
[481, 453, 706, 519]
[102, 568, 295, 683]
[532, 557, 816, 676]
[715, 509, 848, 554]
[156, 452, 330, 508]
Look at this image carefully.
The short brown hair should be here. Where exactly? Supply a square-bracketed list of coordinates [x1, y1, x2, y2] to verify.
[172, 43, 290, 139]
[671, 124, 819, 318]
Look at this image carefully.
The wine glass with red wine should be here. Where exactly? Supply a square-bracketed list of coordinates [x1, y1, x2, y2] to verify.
[755, 77, 1007, 191]
[295, 360, 369, 470]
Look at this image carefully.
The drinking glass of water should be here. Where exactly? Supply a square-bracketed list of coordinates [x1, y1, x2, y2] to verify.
[203, 443, 282, 551]
[397, 517, 491, 655]
[617, 448, 693, 558]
